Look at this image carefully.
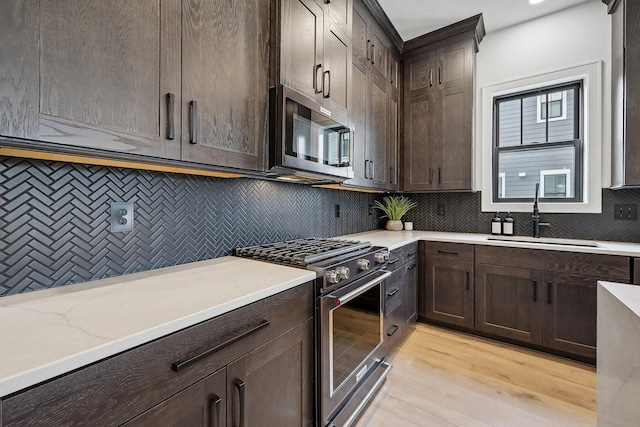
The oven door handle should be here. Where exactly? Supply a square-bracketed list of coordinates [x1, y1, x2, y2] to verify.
[326, 271, 392, 305]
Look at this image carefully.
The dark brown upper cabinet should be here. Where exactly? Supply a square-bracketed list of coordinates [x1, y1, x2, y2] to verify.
[0, 0, 270, 172]
[180, 0, 270, 171]
[0, 0, 182, 160]
[402, 16, 484, 192]
[343, 0, 399, 190]
[280, 0, 352, 120]
[607, 0, 640, 188]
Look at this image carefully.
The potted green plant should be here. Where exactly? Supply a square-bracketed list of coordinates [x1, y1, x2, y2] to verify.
[374, 196, 417, 231]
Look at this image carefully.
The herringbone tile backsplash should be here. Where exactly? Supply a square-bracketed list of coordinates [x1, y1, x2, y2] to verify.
[2, 156, 640, 296]
[0, 157, 378, 295]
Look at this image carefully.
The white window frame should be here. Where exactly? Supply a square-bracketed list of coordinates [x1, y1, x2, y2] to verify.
[540, 169, 571, 197]
[536, 91, 567, 123]
[480, 61, 603, 214]
[497, 172, 506, 199]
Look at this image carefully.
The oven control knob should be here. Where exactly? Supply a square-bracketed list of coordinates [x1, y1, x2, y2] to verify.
[375, 251, 390, 264]
[357, 259, 370, 271]
[336, 266, 350, 280]
[326, 270, 340, 284]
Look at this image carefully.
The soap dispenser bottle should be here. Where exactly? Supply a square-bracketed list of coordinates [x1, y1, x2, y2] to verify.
[491, 213, 503, 235]
[502, 212, 515, 236]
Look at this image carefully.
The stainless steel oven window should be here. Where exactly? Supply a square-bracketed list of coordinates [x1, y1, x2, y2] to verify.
[328, 282, 384, 396]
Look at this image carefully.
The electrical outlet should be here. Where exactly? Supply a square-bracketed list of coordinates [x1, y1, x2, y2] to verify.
[111, 202, 134, 232]
[437, 204, 445, 216]
[614, 204, 637, 221]
[335, 204, 340, 218]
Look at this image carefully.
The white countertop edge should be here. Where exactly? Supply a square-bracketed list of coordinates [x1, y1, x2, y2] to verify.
[341, 230, 640, 256]
[0, 273, 314, 398]
[598, 281, 640, 319]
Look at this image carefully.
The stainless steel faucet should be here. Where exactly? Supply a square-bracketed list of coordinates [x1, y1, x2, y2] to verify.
[532, 183, 551, 238]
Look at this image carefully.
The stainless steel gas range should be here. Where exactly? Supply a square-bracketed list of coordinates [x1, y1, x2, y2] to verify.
[235, 238, 393, 427]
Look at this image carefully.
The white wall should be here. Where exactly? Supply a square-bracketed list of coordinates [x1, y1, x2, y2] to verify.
[475, 1, 612, 193]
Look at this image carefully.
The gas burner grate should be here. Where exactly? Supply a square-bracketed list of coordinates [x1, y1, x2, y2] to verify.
[235, 238, 371, 267]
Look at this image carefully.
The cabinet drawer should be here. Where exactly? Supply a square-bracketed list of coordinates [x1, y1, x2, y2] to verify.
[422, 241, 474, 262]
[386, 248, 404, 271]
[385, 281, 403, 314]
[384, 305, 404, 351]
[476, 245, 630, 281]
[2, 283, 313, 427]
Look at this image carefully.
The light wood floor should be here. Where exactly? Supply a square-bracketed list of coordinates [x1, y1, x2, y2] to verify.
[356, 323, 596, 427]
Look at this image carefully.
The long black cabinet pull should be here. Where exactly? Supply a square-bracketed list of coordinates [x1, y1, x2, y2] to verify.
[437, 250, 459, 255]
[366, 40, 371, 61]
[370, 160, 375, 180]
[533, 279, 538, 302]
[172, 320, 269, 372]
[429, 69, 433, 87]
[407, 251, 417, 257]
[314, 64, 323, 94]
[438, 167, 442, 184]
[387, 288, 399, 297]
[166, 93, 175, 140]
[390, 64, 394, 84]
[408, 264, 417, 270]
[233, 379, 246, 427]
[387, 325, 399, 337]
[210, 395, 222, 427]
[371, 44, 375, 65]
[466, 270, 470, 290]
[387, 258, 399, 265]
[438, 66, 442, 85]
[189, 100, 198, 144]
[323, 70, 331, 99]
[547, 282, 553, 304]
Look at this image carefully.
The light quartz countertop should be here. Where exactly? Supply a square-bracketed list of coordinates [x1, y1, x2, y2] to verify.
[2, 229, 639, 399]
[0, 256, 315, 397]
[339, 230, 640, 257]
[597, 281, 640, 426]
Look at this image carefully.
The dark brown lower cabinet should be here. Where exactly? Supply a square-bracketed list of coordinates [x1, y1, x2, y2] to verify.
[123, 368, 227, 427]
[123, 318, 313, 427]
[226, 318, 313, 427]
[403, 260, 418, 324]
[474, 265, 543, 345]
[384, 264, 405, 351]
[1, 284, 314, 427]
[543, 273, 597, 359]
[422, 257, 474, 328]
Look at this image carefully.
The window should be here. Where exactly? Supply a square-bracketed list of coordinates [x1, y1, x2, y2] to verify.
[493, 81, 582, 203]
[540, 169, 571, 197]
[537, 91, 567, 123]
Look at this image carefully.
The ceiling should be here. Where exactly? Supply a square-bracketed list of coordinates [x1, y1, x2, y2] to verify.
[376, 0, 593, 41]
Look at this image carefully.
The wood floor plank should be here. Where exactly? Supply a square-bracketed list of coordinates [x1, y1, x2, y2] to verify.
[356, 323, 596, 427]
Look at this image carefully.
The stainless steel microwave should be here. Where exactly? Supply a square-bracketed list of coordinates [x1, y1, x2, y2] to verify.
[269, 85, 354, 181]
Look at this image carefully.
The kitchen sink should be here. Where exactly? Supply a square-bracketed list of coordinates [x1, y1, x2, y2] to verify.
[487, 235, 600, 248]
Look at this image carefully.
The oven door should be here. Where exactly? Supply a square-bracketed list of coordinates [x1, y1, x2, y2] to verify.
[318, 270, 391, 426]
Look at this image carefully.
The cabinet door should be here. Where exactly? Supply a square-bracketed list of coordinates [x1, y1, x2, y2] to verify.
[0, 0, 39, 141]
[37, 0, 181, 159]
[370, 25, 389, 93]
[404, 50, 435, 99]
[403, 260, 418, 325]
[403, 92, 436, 191]
[434, 83, 473, 190]
[368, 79, 388, 187]
[227, 318, 313, 427]
[422, 258, 474, 328]
[324, 0, 352, 37]
[344, 62, 370, 188]
[388, 91, 400, 190]
[543, 273, 597, 360]
[475, 265, 543, 345]
[181, 0, 269, 171]
[323, 20, 351, 119]
[351, 3, 370, 73]
[384, 268, 405, 351]
[122, 368, 226, 427]
[281, 0, 324, 101]
[436, 39, 473, 90]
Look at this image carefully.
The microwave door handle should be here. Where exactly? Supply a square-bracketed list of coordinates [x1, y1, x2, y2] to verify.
[326, 271, 392, 305]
